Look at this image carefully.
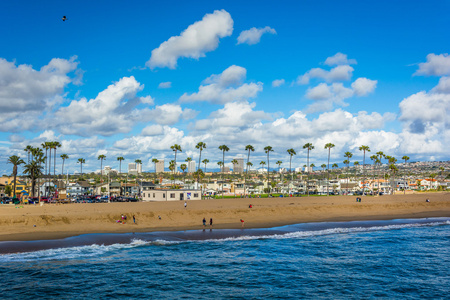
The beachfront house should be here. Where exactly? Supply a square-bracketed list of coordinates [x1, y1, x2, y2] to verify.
[141, 189, 202, 202]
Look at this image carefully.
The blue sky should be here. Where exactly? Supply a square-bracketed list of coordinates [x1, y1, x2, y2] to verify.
[1, 0, 449, 175]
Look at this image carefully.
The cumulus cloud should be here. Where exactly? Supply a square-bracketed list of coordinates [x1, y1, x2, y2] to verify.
[297, 65, 354, 85]
[237, 26, 276, 45]
[0, 56, 79, 131]
[351, 78, 378, 96]
[272, 79, 285, 87]
[324, 52, 357, 66]
[140, 104, 198, 125]
[158, 82, 172, 89]
[414, 53, 450, 76]
[194, 101, 271, 130]
[146, 10, 233, 69]
[179, 65, 263, 104]
[399, 91, 450, 133]
[431, 76, 450, 94]
[54, 76, 146, 136]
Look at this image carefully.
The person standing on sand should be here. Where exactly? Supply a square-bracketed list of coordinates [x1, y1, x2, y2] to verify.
[210, 218, 213, 228]
[184, 201, 187, 209]
[203, 217, 206, 228]
[133, 215, 136, 224]
[240, 219, 245, 228]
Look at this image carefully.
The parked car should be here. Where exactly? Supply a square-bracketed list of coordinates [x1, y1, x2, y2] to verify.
[126, 197, 138, 202]
[2, 196, 12, 204]
[27, 197, 39, 204]
[40, 197, 49, 203]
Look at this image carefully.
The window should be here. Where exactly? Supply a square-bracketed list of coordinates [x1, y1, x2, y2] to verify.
[194, 193, 198, 197]
[153, 193, 155, 198]
[170, 193, 175, 198]
[143, 193, 145, 197]
[163, 194, 165, 198]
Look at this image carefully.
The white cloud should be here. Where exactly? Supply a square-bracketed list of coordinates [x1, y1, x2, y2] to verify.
[399, 91, 450, 134]
[414, 53, 450, 76]
[351, 78, 378, 96]
[194, 101, 271, 130]
[0, 56, 79, 131]
[54, 76, 146, 136]
[140, 95, 155, 105]
[272, 79, 285, 87]
[298, 65, 354, 85]
[158, 82, 172, 89]
[431, 76, 450, 94]
[140, 104, 198, 125]
[146, 10, 233, 69]
[179, 65, 263, 104]
[237, 26, 276, 45]
[306, 83, 333, 100]
[324, 52, 357, 66]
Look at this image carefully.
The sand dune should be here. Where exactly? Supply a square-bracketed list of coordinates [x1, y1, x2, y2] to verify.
[0, 193, 448, 241]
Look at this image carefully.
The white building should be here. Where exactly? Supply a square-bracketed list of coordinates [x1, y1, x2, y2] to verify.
[156, 160, 165, 173]
[188, 161, 196, 173]
[234, 158, 244, 173]
[142, 189, 202, 201]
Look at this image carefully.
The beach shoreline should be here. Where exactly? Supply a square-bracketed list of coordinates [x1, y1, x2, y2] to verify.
[0, 192, 448, 242]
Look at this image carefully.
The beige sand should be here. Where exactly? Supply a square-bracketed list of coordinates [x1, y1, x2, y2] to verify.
[0, 193, 448, 241]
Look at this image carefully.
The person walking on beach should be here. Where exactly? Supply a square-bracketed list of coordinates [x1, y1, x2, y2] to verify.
[240, 219, 245, 228]
[203, 217, 206, 228]
[210, 218, 213, 228]
[133, 215, 136, 224]
[184, 201, 187, 209]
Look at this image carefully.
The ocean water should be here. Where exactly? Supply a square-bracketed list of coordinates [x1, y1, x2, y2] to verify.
[1, 218, 449, 299]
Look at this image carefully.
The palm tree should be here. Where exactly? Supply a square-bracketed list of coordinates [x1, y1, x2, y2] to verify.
[246, 162, 253, 172]
[370, 154, 378, 194]
[180, 164, 187, 184]
[185, 157, 193, 172]
[286, 148, 296, 179]
[117, 157, 125, 174]
[202, 159, 209, 172]
[264, 146, 274, 193]
[259, 161, 266, 171]
[217, 161, 224, 198]
[358, 145, 370, 194]
[41, 142, 49, 179]
[170, 144, 182, 175]
[52, 141, 61, 177]
[24, 145, 33, 163]
[353, 161, 359, 186]
[7, 155, 25, 199]
[218, 145, 229, 173]
[388, 156, 397, 194]
[402, 155, 410, 194]
[376, 151, 385, 195]
[152, 158, 159, 177]
[276, 160, 283, 178]
[245, 145, 255, 173]
[303, 143, 314, 196]
[23, 159, 43, 198]
[60, 154, 69, 175]
[344, 151, 353, 193]
[98, 155, 106, 182]
[310, 163, 315, 172]
[324, 143, 335, 196]
[196, 142, 206, 172]
[231, 159, 238, 173]
[77, 158, 85, 176]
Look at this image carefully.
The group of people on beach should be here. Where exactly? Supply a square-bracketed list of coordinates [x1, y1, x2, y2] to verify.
[202, 217, 213, 228]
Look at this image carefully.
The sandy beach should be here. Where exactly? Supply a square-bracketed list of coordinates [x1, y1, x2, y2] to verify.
[0, 192, 448, 242]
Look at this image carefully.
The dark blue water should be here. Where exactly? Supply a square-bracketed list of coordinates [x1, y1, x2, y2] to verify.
[1, 218, 449, 299]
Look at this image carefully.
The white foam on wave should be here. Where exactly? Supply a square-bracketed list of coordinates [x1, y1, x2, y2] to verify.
[204, 219, 450, 243]
[0, 238, 178, 262]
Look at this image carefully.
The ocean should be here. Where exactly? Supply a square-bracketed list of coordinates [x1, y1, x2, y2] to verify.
[1, 218, 449, 299]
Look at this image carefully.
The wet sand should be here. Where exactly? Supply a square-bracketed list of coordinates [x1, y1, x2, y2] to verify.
[0, 193, 448, 242]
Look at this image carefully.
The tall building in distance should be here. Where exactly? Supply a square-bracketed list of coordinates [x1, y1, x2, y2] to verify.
[128, 162, 142, 175]
[155, 160, 165, 173]
[188, 161, 196, 173]
[233, 158, 244, 173]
